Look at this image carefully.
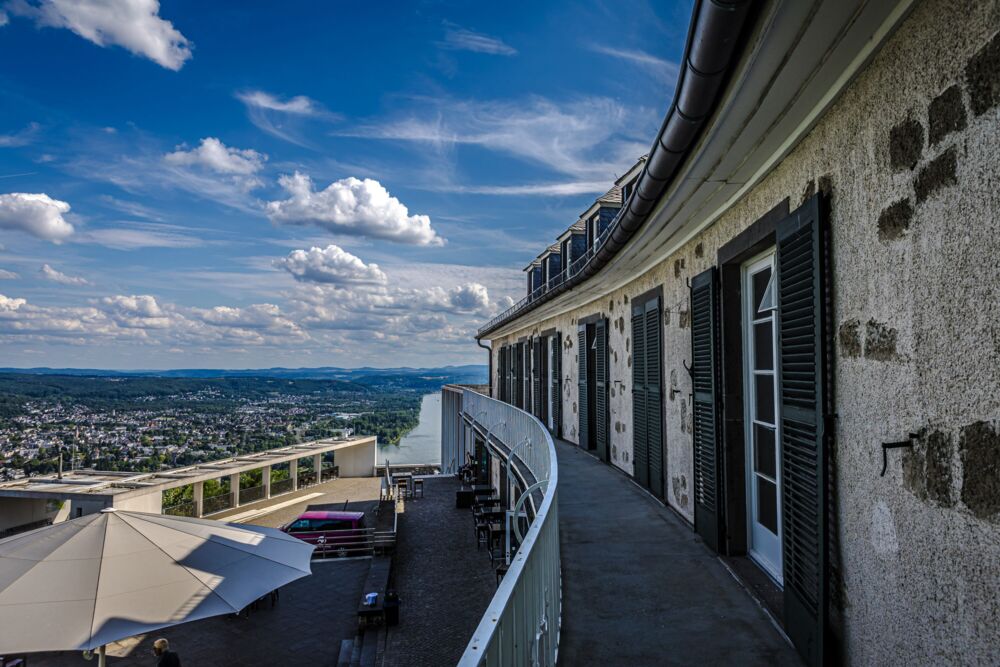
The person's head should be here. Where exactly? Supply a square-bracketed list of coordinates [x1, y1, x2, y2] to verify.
[153, 638, 169, 656]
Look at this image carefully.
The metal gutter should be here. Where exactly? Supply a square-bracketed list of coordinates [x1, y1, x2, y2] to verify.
[477, 0, 754, 339]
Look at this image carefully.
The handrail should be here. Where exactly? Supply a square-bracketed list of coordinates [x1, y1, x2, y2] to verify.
[458, 389, 560, 666]
[478, 211, 623, 336]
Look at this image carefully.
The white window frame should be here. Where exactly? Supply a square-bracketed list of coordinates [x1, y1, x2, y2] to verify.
[741, 250, 783, 585]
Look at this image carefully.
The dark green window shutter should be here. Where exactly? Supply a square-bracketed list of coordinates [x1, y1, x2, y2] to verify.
[551, 333, 561, 437]
[525, 339, 532, 412]
[507, 345, 515, 405]
[577, 326, 589, 448]
[515, 343, 524, 409]
[498, 347, 507, 402]
[645, 299, 663, 498]
[532, 338, 540, 417]
[631, 307, 648, 488]
[691, 267, 723, 552]
[595, 319, 609, 462]
[777, 194, 830, 667]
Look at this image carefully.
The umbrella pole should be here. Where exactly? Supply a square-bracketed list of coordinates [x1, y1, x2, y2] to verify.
[98, 644, 106, 667]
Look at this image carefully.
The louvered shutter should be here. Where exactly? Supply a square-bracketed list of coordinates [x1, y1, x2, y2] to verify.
[524, 341, 531, 412]
[507, 346, 515, 405]
[777, 195, 830, 666]
[498, 347, 506, 402]
[645, 299, 663, 498]
[595, 319, 609, 461]
[550, 333, 561, 437]
[515, 344, 524, 409]
[577, 326, 589, 448]
[691, 267, 723, 552]
[532, 338, 542, 417]
[631, 307, 648, 488]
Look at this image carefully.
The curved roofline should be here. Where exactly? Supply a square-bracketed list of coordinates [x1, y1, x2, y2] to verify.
[478, 0, 755, 338]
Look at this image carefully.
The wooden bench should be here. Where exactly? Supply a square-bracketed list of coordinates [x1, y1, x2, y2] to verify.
[357, 556, 392, 629]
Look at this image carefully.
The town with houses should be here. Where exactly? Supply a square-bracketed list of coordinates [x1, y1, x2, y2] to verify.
[0, 373, 429, 481]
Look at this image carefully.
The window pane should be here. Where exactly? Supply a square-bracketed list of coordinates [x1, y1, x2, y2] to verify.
[755, 374, 775, 423]
[752, 267, 771, 315]
[758, 479, 778, 534]
[754, 424, 776, 478]
[753, 321, 773, 370]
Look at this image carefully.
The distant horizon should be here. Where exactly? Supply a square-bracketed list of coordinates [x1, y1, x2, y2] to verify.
[0, 363, 487, 373]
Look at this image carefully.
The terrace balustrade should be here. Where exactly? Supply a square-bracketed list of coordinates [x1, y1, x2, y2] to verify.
[451, 388, 561, 667]
[479, 208, 621, 336]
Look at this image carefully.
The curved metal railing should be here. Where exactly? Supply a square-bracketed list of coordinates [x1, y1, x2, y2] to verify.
[458, 389, 561, 667]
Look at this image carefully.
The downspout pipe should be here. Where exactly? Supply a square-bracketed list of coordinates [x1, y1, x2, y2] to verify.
[478, 0, 754, 339]
[476, 338, 492, 397]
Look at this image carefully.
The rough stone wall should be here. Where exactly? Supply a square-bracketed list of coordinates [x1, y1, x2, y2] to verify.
[490, 1, 1000, 662]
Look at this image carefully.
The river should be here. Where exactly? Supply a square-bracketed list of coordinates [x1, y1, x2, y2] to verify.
[377, 392, 441, 465]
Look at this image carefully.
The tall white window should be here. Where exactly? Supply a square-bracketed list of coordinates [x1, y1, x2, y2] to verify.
[742, 251, 782, 584]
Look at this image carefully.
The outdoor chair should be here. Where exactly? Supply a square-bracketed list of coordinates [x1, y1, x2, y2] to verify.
[413, 478, 424, 498]
[476, 523, 490, 551]
[395, 479, 409, 500]
[495, 561, 509, 586]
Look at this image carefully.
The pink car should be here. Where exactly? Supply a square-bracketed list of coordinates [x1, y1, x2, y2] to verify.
[281, 510, 368, 557]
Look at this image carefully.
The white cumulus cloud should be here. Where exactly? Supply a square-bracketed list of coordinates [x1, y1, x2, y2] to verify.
[0, 269, 19, 280]
[265, 173, 443, 246]
[99, 294, 170, 328]
[0, 192, 75, 242]
[164, 137, 266, 176]
[0, 294, 26, 311]
[275, 245, 387, 286]
[40, 263, 89, 286]
[9, 0, 193, 70]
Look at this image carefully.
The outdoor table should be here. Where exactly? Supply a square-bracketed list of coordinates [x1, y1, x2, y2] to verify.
[394, 472, 413, 493]
[456, 487, 474, 508]
[481, 510, 505, 523]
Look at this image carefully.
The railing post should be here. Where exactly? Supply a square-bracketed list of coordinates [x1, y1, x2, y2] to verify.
[229, 473, 240, 508]
[192, 481, 204, 518]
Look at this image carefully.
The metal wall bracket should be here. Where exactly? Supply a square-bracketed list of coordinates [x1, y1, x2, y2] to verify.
[880, 433, 919, 477]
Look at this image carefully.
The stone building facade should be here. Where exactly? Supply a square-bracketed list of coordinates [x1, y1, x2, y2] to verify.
[479, 1, 1000, 664]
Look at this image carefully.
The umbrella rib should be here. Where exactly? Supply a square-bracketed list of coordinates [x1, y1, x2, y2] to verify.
[123, 514, 314, 573]
[114, 512, 248, 612]
[87, 513, 110, 649]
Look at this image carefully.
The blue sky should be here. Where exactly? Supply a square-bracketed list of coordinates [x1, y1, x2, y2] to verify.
[0, 0, 690, 369]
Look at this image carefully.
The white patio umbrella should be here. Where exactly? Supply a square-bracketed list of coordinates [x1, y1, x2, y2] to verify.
[0, 508, 314, 664]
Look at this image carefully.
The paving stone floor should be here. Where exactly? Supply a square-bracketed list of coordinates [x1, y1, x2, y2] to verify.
[381, 476, 496, 667]
[556, 439, 801, 666]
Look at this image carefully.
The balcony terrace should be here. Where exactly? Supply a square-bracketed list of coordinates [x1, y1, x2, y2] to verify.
[443, 386, 798, 665]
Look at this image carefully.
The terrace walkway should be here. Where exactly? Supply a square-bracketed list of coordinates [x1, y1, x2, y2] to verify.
[555, 439, 801, 666]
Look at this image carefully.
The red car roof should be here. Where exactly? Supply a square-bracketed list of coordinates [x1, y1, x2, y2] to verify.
[296, 510, 365, 521]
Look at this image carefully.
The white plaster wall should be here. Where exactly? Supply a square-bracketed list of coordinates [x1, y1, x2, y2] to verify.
[114, 491, 163, 514]
[335, 438, 378, 477]
[490, 1, 1000, 662]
